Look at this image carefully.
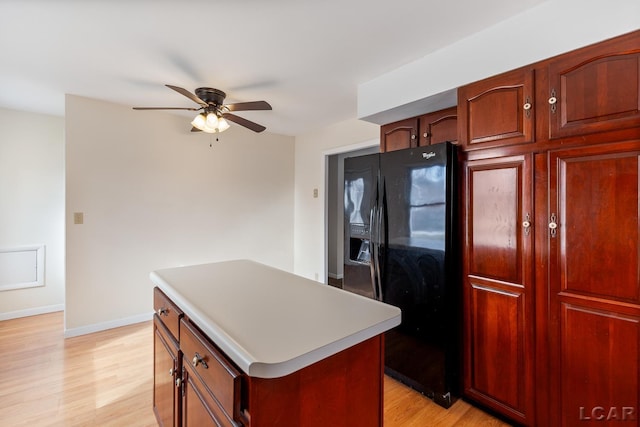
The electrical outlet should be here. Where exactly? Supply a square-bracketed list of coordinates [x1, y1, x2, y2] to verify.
[73, 212, 84, 225]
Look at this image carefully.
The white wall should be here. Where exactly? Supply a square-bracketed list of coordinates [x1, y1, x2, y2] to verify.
[65, 95, 294, 335]
[359, 0, 640, 123]
[0, 108, 65, 319]
[293, 118, 378, 282]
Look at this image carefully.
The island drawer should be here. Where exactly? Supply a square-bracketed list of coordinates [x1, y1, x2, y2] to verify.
[180, 318, 243, 423]
[154, 287, 183, 341]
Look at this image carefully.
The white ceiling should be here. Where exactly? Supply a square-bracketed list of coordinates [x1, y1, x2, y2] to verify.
[0, 0, 545, 136]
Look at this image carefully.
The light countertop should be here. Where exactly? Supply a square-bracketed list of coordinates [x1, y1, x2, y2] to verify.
[150, 259, 401, 378]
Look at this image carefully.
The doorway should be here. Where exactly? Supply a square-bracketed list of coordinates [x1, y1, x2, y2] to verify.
[326, 144, 378, 288]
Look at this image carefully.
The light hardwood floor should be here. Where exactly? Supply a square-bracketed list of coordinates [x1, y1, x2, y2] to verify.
[0, 312, 509, 426]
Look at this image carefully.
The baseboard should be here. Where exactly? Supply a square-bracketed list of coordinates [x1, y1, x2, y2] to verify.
[328, 272, 343, 280]
[64, 311, 154, 338]
[0, 304, 65, 321]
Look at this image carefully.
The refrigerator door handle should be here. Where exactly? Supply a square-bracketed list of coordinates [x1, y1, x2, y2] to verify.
[368, 207, 378, 298]
[374, 202, 384, 301]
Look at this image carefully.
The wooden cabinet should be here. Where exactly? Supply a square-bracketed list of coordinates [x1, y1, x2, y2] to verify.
[380, 108, 458, 152]
[546, 141, 640, 425]
[460, 30, 640, 426]
[153, 286, 386, 427]
[543, 31, 640, 141]
[154, 288, 183, 427]
[380, 117, 418, 152]
[154, 316, 181, 427]
[462, 154, 535, 425]
[180, 318, 243, 427]
[419, 107, 458, 146]
[458, 67, 535, 150]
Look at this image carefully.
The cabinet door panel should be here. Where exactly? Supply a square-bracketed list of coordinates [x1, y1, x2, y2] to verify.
[548, 141, 640, 425]
[466, 156, 530, 283]
[459, 67, 535, 150]
[548, 31, 640, 139]
[559, 152, 640, 302]
[469, 281, 526, 412]
[154, 316, 178, 427]
[463, 154, 534, 425]
[560, 304, 639, 426]
[419, 107, 458, 146]
[182, 371, 221, 427]
[380, 117, 418, 152]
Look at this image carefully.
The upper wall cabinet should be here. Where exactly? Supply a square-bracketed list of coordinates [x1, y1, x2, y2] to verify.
[458, 67, 535, 151]
[543, 31, 640, 140]
[419, 107, 458, 146]
[380, 108, 458, 152]
[380, 117, 419, 152]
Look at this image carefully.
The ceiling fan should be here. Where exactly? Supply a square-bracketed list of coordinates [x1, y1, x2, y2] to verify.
[133, 85, 272, 133]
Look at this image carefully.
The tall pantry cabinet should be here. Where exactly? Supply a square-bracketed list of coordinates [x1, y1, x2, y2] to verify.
[459, 30, 640, 426]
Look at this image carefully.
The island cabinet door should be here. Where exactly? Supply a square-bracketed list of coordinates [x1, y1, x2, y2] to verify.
[546, 141, 640, 426]
[153, 315, 180, 427]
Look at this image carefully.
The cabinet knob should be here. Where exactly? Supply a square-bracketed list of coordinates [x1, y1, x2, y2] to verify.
[157, 307, 168, 316]
[411, 134, 416, 140]
[522, 213, 531, 236]
[549, 213, 558, 238]
[175, 377, 181, 387]
[169, 368, 174, 377]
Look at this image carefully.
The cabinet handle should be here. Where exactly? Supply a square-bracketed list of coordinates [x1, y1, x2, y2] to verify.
[549, 213, 558, 238]
[192, 352, 208, 369]
[523, 97, 532, 119]
[157, 307, 168, 316]
[522, 213, 531, 236]
[549, 89, 557, 114]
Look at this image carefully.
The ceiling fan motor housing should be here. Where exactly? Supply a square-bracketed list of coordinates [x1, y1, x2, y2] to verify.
[195, 87, 226, 106]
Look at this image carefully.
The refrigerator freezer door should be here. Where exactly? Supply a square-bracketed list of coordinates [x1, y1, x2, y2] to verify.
[343, 153, 379, 299]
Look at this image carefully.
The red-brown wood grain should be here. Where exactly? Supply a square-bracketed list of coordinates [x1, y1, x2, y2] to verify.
[546, 31, 640, 140]
[462, 154, 535, 425]
[154, 315, 180, 427]
[419, 107, 458, 146]
[244, 335, 384, 427]
[380, 117, 419, 152]
[547, 141, 640, 425]
[458, 67, 535, 150]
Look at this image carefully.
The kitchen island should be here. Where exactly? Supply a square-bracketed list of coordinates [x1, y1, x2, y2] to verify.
[150, 259, 401, 427]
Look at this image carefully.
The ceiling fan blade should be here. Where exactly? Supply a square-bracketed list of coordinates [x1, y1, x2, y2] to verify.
[191, 127, 201, 132]
[133, 107, 200, 111]
[166, 84, 208, 106]
[225, 101, 272, 112]
[223, 113, 267, 133]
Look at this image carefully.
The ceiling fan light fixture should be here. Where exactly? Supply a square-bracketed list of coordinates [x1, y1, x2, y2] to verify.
[217, 117, 230, 132]
[191, 113, 207, 131]
[205, 112, 219, 128]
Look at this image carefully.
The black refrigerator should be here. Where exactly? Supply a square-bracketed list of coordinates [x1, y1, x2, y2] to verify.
[343, 142, 459, 408]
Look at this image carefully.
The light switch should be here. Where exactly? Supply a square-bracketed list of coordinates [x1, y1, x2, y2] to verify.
[73, 212, 84, 225]
[313, 188, 318, 198]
